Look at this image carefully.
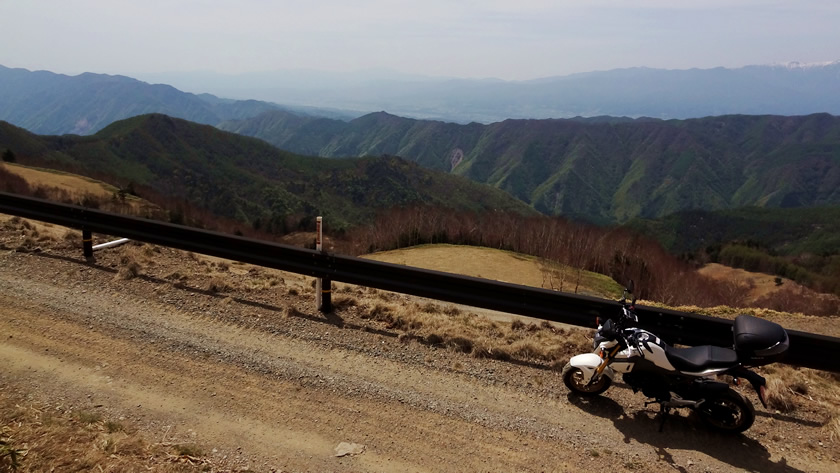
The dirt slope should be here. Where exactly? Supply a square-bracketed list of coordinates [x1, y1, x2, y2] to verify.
[0, 218, 837, 472]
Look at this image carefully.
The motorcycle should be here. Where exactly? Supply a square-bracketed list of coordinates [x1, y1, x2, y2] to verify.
[562, 282, 789, 433]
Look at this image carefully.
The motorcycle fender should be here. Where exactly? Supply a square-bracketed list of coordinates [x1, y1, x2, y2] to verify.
[570, 353, 615, 383]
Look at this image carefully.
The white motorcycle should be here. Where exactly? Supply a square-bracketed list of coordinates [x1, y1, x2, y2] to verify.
[562, 283, 789, 433]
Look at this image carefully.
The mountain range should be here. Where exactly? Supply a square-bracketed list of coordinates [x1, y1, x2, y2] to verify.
[0, 115, 534, 229]
[220, 111, 840, 223]
[5, 63, 840, 137]
[0, 65, 350, 136]
[136, 62, 840, 123]
[3, 63, 840, 226]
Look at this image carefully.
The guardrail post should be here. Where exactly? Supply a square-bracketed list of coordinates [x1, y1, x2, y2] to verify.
[315, 216, 332, 313]
[82, 228, 93, 259]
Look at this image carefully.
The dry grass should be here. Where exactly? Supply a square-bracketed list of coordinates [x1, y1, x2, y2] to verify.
[764, 377, 795, 412]
[117, 257, 141, 280]
[364, 244, 623, 298]
[640, 301, 840, 338]
[2, 163, 116, 198]
[699, 263, 796, 302]
[284, 306, 305, 319]
[828, 416, 840, 442]
[0, 389, 217, 472]
[165, 271, 189, 282]
[205, 277, 232, 293]
[242, 273, 284, 291]
[760, 364, 840, 441]
[347, 288, 591, 366]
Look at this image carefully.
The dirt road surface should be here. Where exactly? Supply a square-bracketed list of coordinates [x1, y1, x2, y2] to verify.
[1, 228, 837, 472]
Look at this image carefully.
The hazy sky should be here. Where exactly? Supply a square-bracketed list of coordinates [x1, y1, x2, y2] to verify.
[1, 0, 838, 80]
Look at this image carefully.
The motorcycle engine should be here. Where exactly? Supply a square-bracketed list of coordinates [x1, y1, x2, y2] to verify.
[623, 372, 670, 400]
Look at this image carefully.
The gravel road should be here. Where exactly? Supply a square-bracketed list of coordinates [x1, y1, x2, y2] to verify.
[0, 223, 837, 472]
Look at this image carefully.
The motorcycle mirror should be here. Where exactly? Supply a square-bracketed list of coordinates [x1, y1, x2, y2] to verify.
[626, 280, 635, 294]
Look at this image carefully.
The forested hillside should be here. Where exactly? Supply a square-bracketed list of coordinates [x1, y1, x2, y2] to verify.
[0, 115, 534, 229]
[221, 111, 840, 223]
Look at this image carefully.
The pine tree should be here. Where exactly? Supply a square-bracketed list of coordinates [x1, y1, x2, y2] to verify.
[1, 148, 15, 163]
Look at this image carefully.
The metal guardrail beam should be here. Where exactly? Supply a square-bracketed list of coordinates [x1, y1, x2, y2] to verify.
[1, 191, 838, 373]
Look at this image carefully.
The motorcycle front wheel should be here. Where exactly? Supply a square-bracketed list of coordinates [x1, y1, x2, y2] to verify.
[562, 363, 611, 395]
[696, 389, 755, 433]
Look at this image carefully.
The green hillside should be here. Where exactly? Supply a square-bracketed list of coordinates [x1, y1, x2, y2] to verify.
[626, 206, 840, 256]
[626, 206, 840, 295]
[0, 115, 536, 229]
[220, 111, 840, 224]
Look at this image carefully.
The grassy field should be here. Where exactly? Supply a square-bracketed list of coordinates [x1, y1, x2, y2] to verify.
[2, 162, 119, 198]
[364, 244, 624, 299]
[1, 162, 156, 213]
[699, 262, 802, 302]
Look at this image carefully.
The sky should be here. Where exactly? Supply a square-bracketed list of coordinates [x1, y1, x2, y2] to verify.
[1, 0, 838, 81]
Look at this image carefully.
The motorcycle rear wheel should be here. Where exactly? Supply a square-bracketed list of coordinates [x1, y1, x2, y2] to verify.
[696, 389, 755, 433]
[562, 363, 611, 395]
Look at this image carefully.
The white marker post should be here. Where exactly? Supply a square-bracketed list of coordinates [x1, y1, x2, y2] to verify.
[315, 216, 332, 313]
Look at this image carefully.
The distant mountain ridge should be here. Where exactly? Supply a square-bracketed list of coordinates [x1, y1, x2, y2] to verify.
[5, 62, 840, 136]
[142, 62, 840, 122]
[220, 111, 840, 223]
[0, 65, 340, 135]
[0, 115, 535, 229]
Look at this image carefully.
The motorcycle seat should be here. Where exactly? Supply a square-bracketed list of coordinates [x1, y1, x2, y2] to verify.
[664, 345, 738, 372]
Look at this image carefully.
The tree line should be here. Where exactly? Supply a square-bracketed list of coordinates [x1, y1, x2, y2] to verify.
[2, 164, 837, 316]
[337, 206, 840, 315]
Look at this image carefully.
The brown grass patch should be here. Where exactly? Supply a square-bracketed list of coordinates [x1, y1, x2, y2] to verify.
[205, 277, 232, 293]
[764, 377, 795, 412]
[117, 258, 141, 280]
[828, 416, 840, 442]
[0, 390, 215, 472]
[284, 306, 305, 319]
[341, 288, 592, 365]
[2, 163, 115, 198]
[363, 244, 622, 298]
[332, 294, 359, 310]
[759, 365, 840, 440]
[165, 271, 188, 282]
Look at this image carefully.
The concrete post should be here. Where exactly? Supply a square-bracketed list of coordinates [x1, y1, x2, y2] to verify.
[82, 228, 93, 259]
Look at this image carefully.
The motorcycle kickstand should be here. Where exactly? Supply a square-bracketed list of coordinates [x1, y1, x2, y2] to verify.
[645, 400, 671, 432]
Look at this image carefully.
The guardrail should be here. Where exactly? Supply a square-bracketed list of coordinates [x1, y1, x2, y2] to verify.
[1, 191, 838, 373]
